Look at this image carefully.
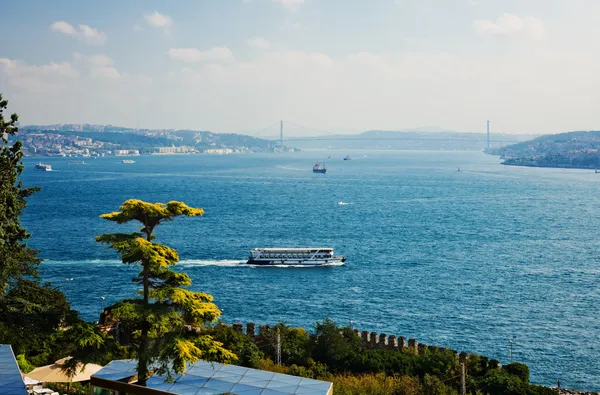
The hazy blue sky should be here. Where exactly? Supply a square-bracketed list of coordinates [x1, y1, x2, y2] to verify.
[1, 0, 599, 136]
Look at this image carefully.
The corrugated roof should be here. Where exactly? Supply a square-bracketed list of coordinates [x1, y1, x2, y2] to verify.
[0, 345, 27, 395]
[92, 359, 333, 395]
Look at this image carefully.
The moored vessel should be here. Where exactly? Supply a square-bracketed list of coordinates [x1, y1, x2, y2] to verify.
[121, 159, 135, 164]
[247, 248, 345, 266]
[313, 162, 326, 173]
[34, 163, 52, 171]
[343, 156, 351, 160]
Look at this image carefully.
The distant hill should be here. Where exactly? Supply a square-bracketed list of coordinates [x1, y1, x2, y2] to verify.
[15, 124, 284, 156]
[488, 130, 600, 169]
[289, 129, 534, 151]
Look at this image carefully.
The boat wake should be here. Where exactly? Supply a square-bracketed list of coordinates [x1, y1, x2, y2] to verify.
[180, 259, 245, 267]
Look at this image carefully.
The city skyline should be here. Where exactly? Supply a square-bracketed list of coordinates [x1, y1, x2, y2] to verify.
[1, 0, 600, 136]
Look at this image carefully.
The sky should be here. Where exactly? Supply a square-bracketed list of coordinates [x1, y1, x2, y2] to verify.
[1, 0, 600, 137]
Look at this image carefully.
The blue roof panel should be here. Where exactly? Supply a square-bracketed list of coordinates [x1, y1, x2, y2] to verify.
[0, 345, 27, 395]
[92, 359, 332, 395]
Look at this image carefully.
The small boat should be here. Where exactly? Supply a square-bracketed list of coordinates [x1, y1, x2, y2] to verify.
[337, 201, 351, 205]
[34, 163, 52, 171]
[457, 167, 461, 172]
[343, 156, 352, 161]
[247, 248, 345, 266]
[596, 169, 599, 174]
[313, 162, 326, 173]
[121, 160, 135, 164]
[69, 160, 85, 165]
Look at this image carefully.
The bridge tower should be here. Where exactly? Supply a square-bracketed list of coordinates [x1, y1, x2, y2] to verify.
[486, 120, 490, 150]
[280, 120, 283, 148]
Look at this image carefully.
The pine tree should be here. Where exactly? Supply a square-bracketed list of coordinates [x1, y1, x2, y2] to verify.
[0, 93, 41, 292]
[97, 199, 236, 385]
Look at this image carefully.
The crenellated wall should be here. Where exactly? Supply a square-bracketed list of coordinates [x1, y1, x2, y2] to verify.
[231, 322, 461, 357]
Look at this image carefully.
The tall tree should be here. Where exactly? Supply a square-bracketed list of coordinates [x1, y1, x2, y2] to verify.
[0, 93, 41, 292]
[97, 199, 236, 385]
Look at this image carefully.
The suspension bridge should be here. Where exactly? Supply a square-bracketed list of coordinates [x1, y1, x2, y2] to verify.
[243, 120, 523, 147]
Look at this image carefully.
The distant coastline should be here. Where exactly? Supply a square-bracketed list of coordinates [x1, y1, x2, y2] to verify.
[486, 130, 600, 171]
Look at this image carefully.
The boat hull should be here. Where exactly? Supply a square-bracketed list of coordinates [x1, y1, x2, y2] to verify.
[247, 257, 345, 266]
[313, 169, 327, 173]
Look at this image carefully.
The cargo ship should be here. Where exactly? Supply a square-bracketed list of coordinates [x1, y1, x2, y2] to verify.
[313, 162, 326, 173]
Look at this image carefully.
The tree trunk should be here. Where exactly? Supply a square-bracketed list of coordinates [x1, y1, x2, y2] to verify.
[138, 232, 152, 386]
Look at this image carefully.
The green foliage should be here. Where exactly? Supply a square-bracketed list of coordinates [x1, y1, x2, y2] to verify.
[0, 93, 41, 290]
[15, 354, 34, 373]
[96, 199, 235, 385]
[255, 323, 311, 366]
[311, 318, 362, 372]
[0, 279, 74, 360]
[503, 363, 530, 384]
[422, 374, 459, 395]
[330, 374, 423, 395]
[206, 325, 264, 368]
[479, 370, 529, 395]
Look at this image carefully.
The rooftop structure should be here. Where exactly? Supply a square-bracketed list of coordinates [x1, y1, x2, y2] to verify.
[91, 359, 333, 395]
[0, 344, 27, 395]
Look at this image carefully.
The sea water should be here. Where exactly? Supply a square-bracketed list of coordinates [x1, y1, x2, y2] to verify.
[20, 151, 600, 390]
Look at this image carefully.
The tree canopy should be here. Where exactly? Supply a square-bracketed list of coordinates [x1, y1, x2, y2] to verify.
[0, 93, 40, 292]
[97, 199, 235, 385]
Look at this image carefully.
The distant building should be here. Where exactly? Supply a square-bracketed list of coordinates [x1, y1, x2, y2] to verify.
[152, 145, 194, 154]
[114, 149, 140, 156]
[204, 148, 233, 155]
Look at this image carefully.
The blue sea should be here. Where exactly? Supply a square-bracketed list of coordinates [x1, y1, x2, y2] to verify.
[20, 151, 600, 390]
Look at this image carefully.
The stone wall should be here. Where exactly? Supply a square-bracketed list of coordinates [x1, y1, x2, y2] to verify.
[232, 322, 458, 357]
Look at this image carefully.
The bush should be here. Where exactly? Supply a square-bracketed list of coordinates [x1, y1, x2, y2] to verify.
[479, 370, 528, 395]
[254, 323, 311, 366]
[503, 363, 530, 384]
[331, 374, 422, 395]
[310, 319, 363, 372]
[423, 374, 459, 395]
[15, 354, 34, 373]
[206, 325, 264, 368]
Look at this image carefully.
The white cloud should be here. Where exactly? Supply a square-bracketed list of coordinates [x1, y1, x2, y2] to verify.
[90, 67, 120, 80]
[473, 13, 546, 41]
[78, 25, 107, 44]
[247, 37, 272, 51]
[71, 53, 120, 80]
[0, 58, 79, 93]
[272, 0, 305, 11]
[167, 47, 234, 63]
[145, 11, 172, 36]
[50, 21, 106, 44]
[51, 21, 76, 36]
[50, 21, 106, 45]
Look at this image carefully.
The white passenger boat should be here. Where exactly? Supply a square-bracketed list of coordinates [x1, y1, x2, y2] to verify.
[247, 248, 345, 266]
[34, 163, 52, 171]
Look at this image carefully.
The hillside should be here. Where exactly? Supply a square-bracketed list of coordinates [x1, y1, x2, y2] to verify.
[15, 124, 286, 156]
[489, 131, 600, 169]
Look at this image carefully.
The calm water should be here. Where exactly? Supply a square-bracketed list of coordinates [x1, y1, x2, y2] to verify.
[20, 151, 600, 390]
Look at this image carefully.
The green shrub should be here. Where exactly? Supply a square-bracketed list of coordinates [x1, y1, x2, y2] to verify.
[15, 354, 34, 373]
[503, 363, 530, 384]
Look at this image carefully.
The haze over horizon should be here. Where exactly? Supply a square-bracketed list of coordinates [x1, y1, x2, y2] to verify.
[1, 0, 599, 136]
